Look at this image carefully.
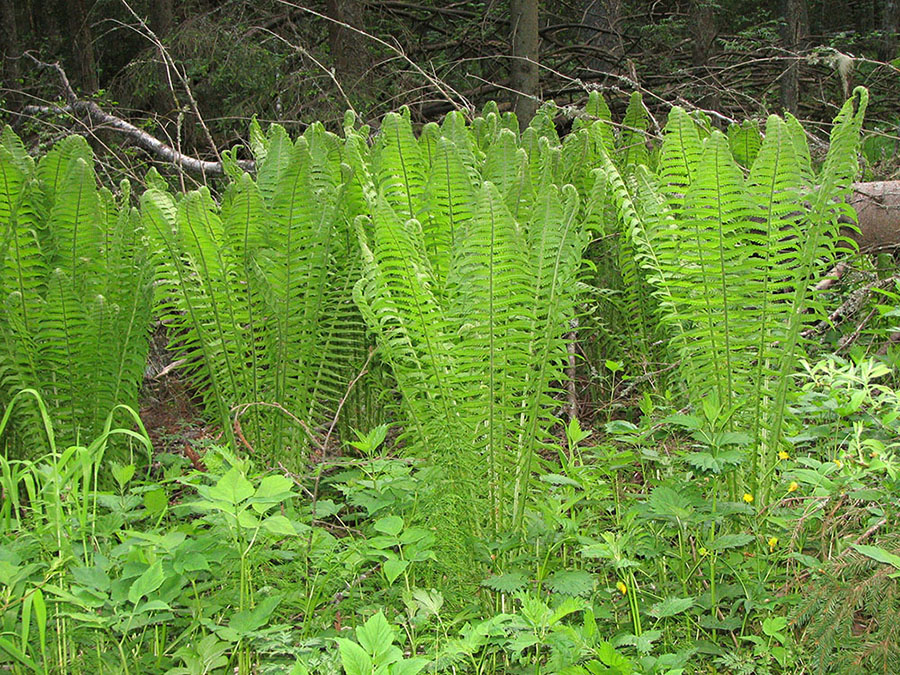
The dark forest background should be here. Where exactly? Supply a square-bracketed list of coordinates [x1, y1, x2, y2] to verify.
[2, 0, 899, 180]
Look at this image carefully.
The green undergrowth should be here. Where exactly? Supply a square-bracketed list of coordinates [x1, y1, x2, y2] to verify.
[2, 91, 900, 673]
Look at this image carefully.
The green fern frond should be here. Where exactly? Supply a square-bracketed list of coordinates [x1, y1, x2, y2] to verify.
[619, 92, 651, 170]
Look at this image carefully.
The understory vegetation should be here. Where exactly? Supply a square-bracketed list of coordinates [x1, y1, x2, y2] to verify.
[3, 88, 900, 675]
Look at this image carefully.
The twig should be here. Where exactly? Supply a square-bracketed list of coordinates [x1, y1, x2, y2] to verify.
[24, 54, 254, 176]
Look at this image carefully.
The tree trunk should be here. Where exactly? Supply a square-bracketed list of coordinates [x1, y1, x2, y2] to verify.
[325, 0, 369, 91]
[149, 0, 175, 115]
[879, 0, 899, 61]
[66, 0, 98, 93]
[690, 0, 720, 112]
[0, 0, 20, 109]
[510, 0, 540, 128]
[780, 0, 808, 114]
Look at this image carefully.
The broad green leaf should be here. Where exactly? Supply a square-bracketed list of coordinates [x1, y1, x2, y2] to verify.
[127, 561, 165, 604]
[209, 468, 255, 505]
[374, 515, 404, 537]
[261, 515, 297, 537]
[383, 558, 409, 585]
[336, 638, 372, 675]
[356, 611, 396, 661]
[649, 596, 695, 618]
[852, 543, 900, 569]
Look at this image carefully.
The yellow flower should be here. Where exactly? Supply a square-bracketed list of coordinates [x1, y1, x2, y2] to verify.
[768, 537, 778, 552]
[778, 450, 789, 461]
[788, 481, 799, 493]
[699, 547, 709, 556]
[743, 493, 754, 503]
[616, 581, 627, 595]
[834, 459, 843, 468]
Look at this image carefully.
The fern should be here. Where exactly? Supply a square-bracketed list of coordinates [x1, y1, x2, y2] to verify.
[0, 129, 153, 457]
[146, 123, 371, 465]
[599, 91, 868, 498]
[354, 111, 587, 573]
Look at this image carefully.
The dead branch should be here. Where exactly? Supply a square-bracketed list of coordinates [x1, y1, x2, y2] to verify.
[23, 54, 254, 176]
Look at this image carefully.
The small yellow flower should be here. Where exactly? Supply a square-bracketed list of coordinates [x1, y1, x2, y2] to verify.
[778, 450, 790, 461]
[743, 493, 754, 503]
[788, 481, 799, 493]
[616, 581, 627, 595]
[768, 537, 778, 552]
[699, 547, 709, 556]
[834, 459, 843, 468]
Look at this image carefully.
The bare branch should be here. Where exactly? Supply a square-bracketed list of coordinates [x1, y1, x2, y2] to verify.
[24, 53, 254, 176]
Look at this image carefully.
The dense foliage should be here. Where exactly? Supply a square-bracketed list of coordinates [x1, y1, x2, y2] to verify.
[2, 90, 900, 674]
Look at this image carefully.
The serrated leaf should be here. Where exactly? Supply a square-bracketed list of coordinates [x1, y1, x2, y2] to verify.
[482, 572, 528, 593]
[649, 596, 694, 618]
[545, 570, 595, 597]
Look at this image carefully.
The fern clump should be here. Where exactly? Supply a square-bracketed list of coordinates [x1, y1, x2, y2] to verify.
[352, 107, 588, 576]
[144, 121, 371, 466]
[0, 128, 153, 456]
[598, 89, 868, 500]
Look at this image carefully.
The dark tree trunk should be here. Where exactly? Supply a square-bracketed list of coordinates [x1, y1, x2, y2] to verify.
[0, 0, 20, 109]
[325, 0, 368, 90]
[690, 0, 720, 111]
[580, 0, 624, 76]
[510, 0, 539, 127]
[780, 0, 808, 114]
[149, 0, 175, 115]
[879, 0, 899, 61]
[66, 0, 98, 93]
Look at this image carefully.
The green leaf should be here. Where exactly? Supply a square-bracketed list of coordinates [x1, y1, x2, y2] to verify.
[209, 467, 255, 505]
[229, 595, 282, 636]
[127, 561, 165, 604]
[383, 558, 409, 585]
[337, 638, 372, 675]
[710, 534, 754, 551]
[374, 515, 404, 537]
[356, 611, 397, 663]
[649, 596, 695, 618]
[261, 515, 297, 537]
[545, 570, 595, 597]
[482, 572, 528, 593]
[852, 543, 900, 569]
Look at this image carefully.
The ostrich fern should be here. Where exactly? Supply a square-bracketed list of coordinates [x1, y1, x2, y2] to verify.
[599, 89, 868, 499]
[352, 109, 587, 573]
[0, 130, 153, 457]
[144, 122, 370, 465]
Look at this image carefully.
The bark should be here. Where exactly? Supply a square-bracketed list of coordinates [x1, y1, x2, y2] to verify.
[879, 0, 899, 61]
[780, 0, 808, 114]
[149, 0, 175, 115]
[689, 0, 719, 111]
[0, 0, 20, 108]
[325, 0, 369, 88]
[510, 0, 540, 127]
[66, 0, 99, 93]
